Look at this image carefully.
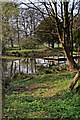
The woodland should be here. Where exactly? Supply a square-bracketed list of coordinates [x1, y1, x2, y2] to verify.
[2, 0, 80, 119]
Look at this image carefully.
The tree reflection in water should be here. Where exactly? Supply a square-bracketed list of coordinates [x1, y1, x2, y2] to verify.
[2, 57, 68, 80]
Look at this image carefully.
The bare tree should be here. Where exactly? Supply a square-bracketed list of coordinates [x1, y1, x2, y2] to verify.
[21, 0, 80, 91]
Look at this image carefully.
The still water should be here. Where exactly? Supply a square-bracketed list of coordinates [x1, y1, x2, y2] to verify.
[2, 57, 80, 79]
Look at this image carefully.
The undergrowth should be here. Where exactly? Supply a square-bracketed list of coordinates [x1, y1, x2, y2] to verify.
[3, 73, 80, 119]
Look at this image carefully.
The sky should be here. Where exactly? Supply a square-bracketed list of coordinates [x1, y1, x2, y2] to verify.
[15, 0, 79, 3]
[0, 0, 79, 3]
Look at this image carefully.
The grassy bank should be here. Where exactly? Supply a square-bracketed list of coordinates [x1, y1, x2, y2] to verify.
[2, 56, 23, 60]
[3, 72, 80, 119]
[3, 47, 64, 58]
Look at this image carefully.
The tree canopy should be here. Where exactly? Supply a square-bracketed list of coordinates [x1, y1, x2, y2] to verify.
[2, 2, 19, 49]
[35, 16, 59, 47]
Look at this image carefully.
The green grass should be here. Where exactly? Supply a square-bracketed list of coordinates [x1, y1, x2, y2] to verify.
[4, 48, 49, 58]
[4, 47, 65, 58]
[2, 56, 23, 60]
[3, 72, 80, 119]
[6, 48, 47, 53]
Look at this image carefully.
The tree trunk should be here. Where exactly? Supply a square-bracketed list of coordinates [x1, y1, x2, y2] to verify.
[64, 47, 80, 91]
[53, 1, 80, 91]
[64, 48, 78, 71]
[69, 70, 80, 91]
[11, 38, 14, 48]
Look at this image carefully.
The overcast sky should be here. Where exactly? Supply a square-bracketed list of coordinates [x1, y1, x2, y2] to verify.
[0, 0, 79, 3]
[14, 0, 39, 3]
[14, 0, 79, 3]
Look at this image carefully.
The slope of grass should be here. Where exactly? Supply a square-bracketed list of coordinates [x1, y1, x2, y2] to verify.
[3, 73, 80, 119]
[2, 56, 22, 60]
[5, 48, 47, 54]
[4, 47, 64, 58]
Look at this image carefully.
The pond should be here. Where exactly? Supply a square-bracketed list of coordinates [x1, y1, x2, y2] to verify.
[2, 56, 80, 80]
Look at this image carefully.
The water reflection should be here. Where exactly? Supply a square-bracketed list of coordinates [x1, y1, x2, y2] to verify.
[2, 56, 80, 79]
[2, 57, 67, 79]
